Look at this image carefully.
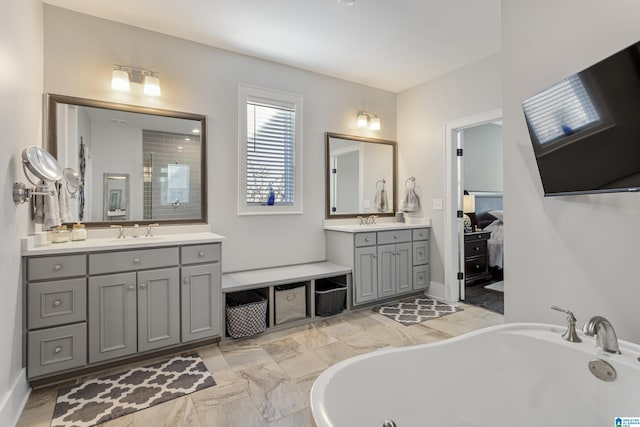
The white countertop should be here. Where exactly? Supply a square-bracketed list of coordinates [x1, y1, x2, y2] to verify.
[324, 221, 431, 233]
[22, 232, 226, 255]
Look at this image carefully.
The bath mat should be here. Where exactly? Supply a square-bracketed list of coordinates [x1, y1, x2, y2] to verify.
[484, 281, 504, 292]
[51, 353, 215, 427]
[464, 284, 504, 314]
[374, 298, 462, 326]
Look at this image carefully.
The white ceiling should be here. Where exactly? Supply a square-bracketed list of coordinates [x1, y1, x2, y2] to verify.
[43, 0, 502, 93]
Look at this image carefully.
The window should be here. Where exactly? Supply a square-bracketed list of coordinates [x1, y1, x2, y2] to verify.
[523, 74, 600, 145]
[238, 84, 303, 215]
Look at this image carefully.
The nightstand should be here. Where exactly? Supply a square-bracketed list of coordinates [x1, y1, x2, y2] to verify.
[464, 231, 493, 285]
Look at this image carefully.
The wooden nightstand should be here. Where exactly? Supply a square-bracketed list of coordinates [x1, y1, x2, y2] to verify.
[464, 231, 493, 285]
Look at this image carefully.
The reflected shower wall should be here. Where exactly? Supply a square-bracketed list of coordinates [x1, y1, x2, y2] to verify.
[143, 130, 201, 220]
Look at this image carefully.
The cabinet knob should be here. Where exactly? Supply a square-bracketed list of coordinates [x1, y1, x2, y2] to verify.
[198, 251, 205, 257]
[183, 277, 190, 285]
[373, 254, 377, 259]
[394, 235, 398, 239]
[128, 284, 135, 290]
[54, 346, 62, 354]
[475, 264, 480, 269]
[53, 300, 62, 307]
[477, 235, 482, 239]
[54, 264, 62, 271]
[139, 283, 147, 289]
[133, 258, 141, 265]
[364, 237, 370, 242]
[474, 247, 480, 252]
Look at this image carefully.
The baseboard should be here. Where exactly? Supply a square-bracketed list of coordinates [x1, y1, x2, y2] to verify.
[0, 368, 30, 427]
[424, 280, 447, 302]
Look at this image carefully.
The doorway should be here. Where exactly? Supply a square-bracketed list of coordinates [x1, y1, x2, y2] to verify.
[443, 109, 503, 312]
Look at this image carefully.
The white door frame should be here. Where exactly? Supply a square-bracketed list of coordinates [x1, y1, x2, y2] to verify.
[443, 109, 502, 303]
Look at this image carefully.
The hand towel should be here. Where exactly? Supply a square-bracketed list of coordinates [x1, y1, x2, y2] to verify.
[374, 188, 388, 212]
[402, 188, 420, 213]
[58, 182, 72, 223]
[43, 184, 62, 230]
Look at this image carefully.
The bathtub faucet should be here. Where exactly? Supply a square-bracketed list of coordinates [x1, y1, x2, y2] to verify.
[550, 306, 581, 343]
[583, 316, 621, 354]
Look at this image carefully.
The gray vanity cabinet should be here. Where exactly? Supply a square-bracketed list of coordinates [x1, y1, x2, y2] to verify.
[327, 226, 430, 306]
[181, 263, 221, 342]
[88, 268, 180, 363]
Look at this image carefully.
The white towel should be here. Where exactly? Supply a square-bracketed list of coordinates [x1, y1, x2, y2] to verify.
[43, 184, 62, 230]
[374, 189, 388, 212]
[402, 188, 420, 213]
[58, 183, 72, 223]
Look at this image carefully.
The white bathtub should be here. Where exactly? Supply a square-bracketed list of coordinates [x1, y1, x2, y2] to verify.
[310, 323, 640, 427]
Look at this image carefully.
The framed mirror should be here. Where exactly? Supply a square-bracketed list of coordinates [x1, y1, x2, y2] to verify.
[325, 132, 397, 219]
[46, 94, 207, 227]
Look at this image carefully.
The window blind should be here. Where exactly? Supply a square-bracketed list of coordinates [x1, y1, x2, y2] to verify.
[246, 100, 296, 205]
[523, 74, 600, 145]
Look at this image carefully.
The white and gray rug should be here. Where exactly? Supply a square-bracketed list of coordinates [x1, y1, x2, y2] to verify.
[484, 281, 504, 293]
[374, 298, 462, 326]
[51, 353, 215, 427]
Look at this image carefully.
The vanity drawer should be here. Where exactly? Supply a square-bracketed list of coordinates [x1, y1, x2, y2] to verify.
[28, 278, 86, 330]
[464, 241, 487, 257]
[413, 264, 430, 290]
[412, 228, 429, 241]
[89, 247, 179, 275]
[412, 241, 429, 266]
[28, 255, 86, 281]
[28, 323, 87, 378]
[355, 232, 377, 247]
[181, 243, 221, 265]
[465, 256, 487, 275]
[377, 229, 412, 245]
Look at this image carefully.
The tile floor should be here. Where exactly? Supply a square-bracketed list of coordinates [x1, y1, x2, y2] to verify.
[17, 303, 503, 427]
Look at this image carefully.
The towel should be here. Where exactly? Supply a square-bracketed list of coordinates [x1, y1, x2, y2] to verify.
[58, 182, 72, 223]
[374, 188, 388, 212]
[402, 188, 420, 213]
[43, 184, 61, 230]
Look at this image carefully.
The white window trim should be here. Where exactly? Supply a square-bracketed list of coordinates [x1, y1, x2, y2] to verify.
[238, 84, 303, 215]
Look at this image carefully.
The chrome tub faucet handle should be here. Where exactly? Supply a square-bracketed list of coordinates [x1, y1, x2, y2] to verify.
[551, 306, 582, 343]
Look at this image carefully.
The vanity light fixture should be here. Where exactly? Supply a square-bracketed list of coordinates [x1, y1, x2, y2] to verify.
[111, 64, 161, 96]
[356, 111, 381, 131]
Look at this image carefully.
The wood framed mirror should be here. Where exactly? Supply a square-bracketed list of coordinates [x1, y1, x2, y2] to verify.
[325, 132, 397, 219]
[46, 94, 207, 227]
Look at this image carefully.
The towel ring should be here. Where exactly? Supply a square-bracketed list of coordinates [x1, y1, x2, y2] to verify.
[376, 179, 386, 190]
[405, 176, 416, 189]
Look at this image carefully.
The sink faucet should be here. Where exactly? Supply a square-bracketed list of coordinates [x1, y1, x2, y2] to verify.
[145, 223, 159, 237]
[110, 225, 125, 239]
[366, 215, 378, 225]
[583, 316, 621, 354]
[550, 306, 581, 343]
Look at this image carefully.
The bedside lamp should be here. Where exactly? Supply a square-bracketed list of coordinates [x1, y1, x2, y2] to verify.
[463, 194, 476, 233]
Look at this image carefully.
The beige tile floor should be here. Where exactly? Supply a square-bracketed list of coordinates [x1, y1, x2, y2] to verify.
[17, 303, 503, 427]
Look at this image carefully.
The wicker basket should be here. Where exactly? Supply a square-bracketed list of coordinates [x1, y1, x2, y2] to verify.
[225, 291, 268, 338]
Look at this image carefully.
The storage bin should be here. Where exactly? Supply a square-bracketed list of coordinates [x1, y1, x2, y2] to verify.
[315, 279, 347, 316]
[225, 291, 268, 338]
[274, 283, 307, 325]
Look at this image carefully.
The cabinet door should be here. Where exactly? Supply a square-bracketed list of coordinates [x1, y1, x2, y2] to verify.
[354, 246, 378, 304]
[181, 263, 221, 342]
[377, 244, 396, 299]
[89, 273, 137, 363]
[395, 242, 412, 294]
[138, 268, 180, 352]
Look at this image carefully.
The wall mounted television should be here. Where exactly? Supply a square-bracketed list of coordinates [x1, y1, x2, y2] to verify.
[523, 41, 640, 196]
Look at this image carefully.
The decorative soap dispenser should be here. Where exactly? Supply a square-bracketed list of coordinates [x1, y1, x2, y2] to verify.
[71, 222, 88, 241]
[267, 186, 275, 206]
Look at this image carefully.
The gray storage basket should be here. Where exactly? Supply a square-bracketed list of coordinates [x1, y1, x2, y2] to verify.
[225, 291, 268, 338]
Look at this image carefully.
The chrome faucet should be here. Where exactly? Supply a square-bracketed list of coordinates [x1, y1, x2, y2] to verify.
[357, 216, 365, 225]
[583, 316, 621, 354]
[110, 225, 125, 239]
[145, 223, 159, 237]
[366, 215, 378, 225]
[550, 306, 581, 343]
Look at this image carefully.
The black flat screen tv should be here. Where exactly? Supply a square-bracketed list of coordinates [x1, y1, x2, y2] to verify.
[523, 41, 640, 196]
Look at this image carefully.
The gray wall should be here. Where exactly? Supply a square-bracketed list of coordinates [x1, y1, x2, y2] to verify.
[397, 54, 502, 298]
[464, 122, 502, 192]
[503, 0, 640, 343]
[1, 0, 42, 423]
[43, 5, 397, 272]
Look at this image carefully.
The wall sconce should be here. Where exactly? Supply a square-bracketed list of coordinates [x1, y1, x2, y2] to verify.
[111, 64, 161, 96]
[356, 111, 381, 131]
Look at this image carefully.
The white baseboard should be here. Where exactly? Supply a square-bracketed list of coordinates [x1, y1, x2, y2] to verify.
[424, 281, 449, 302]
[0, 369, 30, 427]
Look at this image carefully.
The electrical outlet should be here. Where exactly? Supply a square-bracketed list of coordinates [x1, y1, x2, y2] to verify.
[432, 198, 443, 210]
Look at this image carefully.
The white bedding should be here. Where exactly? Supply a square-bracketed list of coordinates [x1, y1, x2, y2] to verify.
[483, 210, 504, 269]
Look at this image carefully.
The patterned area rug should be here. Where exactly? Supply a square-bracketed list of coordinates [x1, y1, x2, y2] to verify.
[51, 353, 215, 427]
[374, 298, 462, 326]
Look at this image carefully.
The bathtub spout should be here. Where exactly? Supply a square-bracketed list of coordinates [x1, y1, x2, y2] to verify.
[583, 316, 621, 354]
